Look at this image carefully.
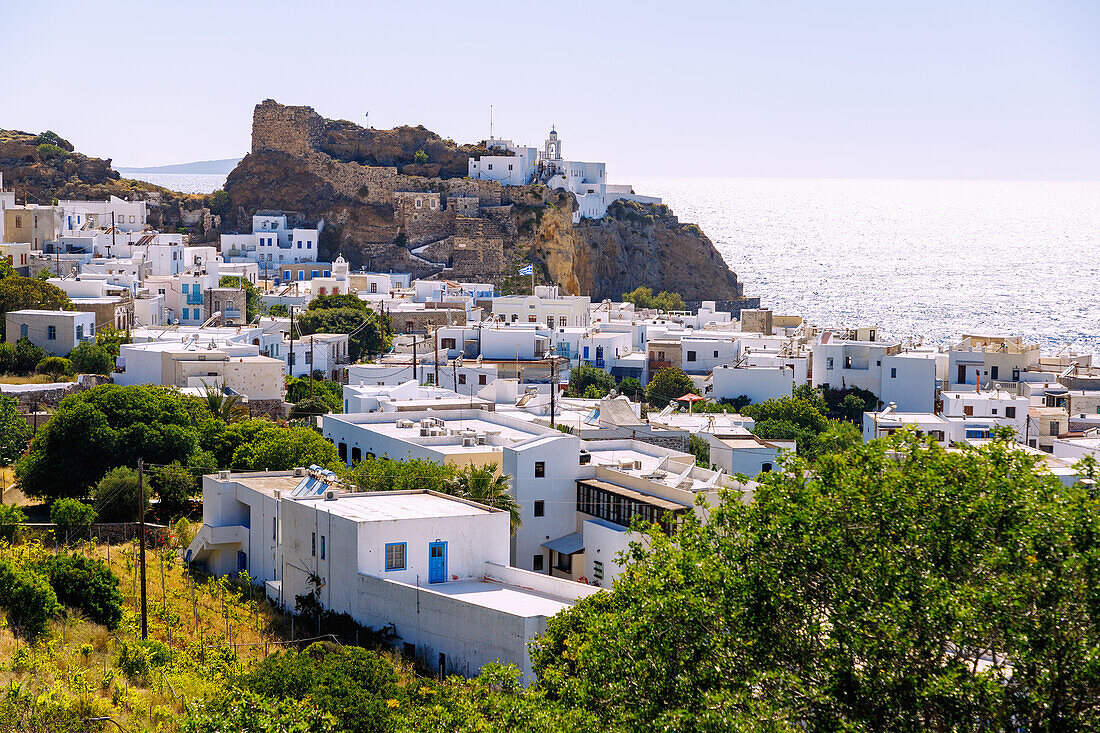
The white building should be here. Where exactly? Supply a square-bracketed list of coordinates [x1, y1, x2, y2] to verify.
[284, 332, 350, 380]
[467, 138, 539, 186]
[711, 365, 795, 404]
[187, 469, 596, 682]
[707, 432, 795, 476]
[221, 213, 320, 269]
[811, 332, 938, 412]
[940, 388, 1029, 440]
[58, 196, 147, 234]
[492, 286, 591, 328]
[4, 309, 95, 354]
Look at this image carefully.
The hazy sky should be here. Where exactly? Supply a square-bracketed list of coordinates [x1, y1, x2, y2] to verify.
[4, 0, 1098, 179]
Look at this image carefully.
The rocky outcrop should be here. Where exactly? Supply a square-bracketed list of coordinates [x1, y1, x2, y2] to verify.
[0, 129, 219, 232]
[230, 100, 751, 302]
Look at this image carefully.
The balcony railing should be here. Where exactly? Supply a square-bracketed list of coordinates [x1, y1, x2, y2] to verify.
[185, 293, 204, 305]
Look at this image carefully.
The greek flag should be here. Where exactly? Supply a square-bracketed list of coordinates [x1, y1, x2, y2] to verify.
[518, 264, 533, 276]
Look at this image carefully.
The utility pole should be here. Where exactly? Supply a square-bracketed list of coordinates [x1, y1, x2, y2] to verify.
[434, 327, 440, 387]
[111, 211, 116, 256]
[412, 335, 418, 384]
[453, 360, 458, 394]
[550, 358, 557, 427]
[309, 336, 315, 398]
[137, 458, 148, 640]
[288, 306, 295, 378]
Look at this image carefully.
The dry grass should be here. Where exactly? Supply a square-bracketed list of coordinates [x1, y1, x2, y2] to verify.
[0, 539, 300, 732]
[0, 373, 74, 385]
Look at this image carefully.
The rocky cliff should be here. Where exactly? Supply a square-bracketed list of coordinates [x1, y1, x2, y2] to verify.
[0, 129, 218, 234]
[226, 100, 751, 304]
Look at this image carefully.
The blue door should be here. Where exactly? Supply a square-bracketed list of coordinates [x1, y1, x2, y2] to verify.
[428, 542, 447, 584]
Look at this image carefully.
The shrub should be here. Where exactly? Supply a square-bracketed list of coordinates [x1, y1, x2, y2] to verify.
[153, 462, 197, 518]
[14, 338, 45, 374]
[36, 356, 72, 379]
[0, 393, 30, 466]
[36, 143, 68, 159]
[413, 149, 429, 164]
[289, 396, 331, 420]
[182, 691, 337, 733]
[50, 498, 97, 541]
[0, 503, 27, 542]
[0, 559, 61, 639]
[567, 363, 614, 398]
[40, 554, 123, 629]
[208, 189, 231, 216]
[117, 639, 173, 681]
[34, 130, 73, 151]
[92, 466, 149, 522]
[69, 342, 114, 375]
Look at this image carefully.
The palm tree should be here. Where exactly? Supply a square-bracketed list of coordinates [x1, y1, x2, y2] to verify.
[202, 382, 248, 423]
[449, 462, 521, 534]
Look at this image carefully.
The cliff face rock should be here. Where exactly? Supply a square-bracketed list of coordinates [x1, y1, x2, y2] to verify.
[228, 100, 750, 302]
[0, 129, 216, 233]
[527, 199, 743, 301]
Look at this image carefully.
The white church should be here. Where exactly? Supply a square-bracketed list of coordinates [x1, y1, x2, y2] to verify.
[468, 128, 660, 223]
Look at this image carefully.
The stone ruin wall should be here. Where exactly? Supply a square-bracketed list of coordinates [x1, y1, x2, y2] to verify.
[252, 99, 325, 156]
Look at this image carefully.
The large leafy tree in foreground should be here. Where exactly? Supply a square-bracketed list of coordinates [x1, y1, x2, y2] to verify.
[530, 431, 1100, 732]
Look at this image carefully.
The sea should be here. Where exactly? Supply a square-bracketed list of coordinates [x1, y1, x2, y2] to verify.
[130, 172, 1100, 353]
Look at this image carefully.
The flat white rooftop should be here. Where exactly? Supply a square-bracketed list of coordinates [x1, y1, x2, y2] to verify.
[425, 580, 575, 618]
[307, 491, 493, 523]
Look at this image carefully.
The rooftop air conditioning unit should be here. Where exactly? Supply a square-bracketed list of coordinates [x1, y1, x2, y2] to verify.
[618, 459, 636, 470]
[218, 470, 230, 480]
[477, 435, 488, 445]
[396, 419, 414, 428]
[462, 436, 476, 447]
[293, 467, 305, 477]
[324, 489, 337, 501]
[420, 427, 430, 436]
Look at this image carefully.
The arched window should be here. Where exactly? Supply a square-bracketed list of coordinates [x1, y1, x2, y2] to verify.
[761, 463, 773, 473]
[352, 447, 362, 463]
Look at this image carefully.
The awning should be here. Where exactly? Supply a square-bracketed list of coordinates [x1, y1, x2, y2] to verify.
[541, 532, 584, 556]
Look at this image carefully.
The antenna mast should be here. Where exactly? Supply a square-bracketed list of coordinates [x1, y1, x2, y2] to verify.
[490, 104, 493, 141]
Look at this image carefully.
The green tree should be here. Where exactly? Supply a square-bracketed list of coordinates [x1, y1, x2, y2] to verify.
[16, 384, 202, 501]
[228, 425, 338, 471]
[14, 338, 46, 373]
[531, 431, 1100, 731]
[49, 498, 97, 542]
[68, 341, 113, 375]
[0, 560, 60, 639]
[153, 462, 198, 517]
[286, 376, 343, 413]
[40, 553, 123, 629]
[413, 148, 429, 164]
[352, 456, 454, 491]
[645, 366, 695, 407]
[201, 382, 248, 423]
[94, 327, 131, 358]
[35, 356, 72, 379]
[295, 306, 387, 362]
[242, 643, 400, 733]
[207, 189, 231, 217]
[268, 303, 289, 318]
[0, 503, 27, 542]
[741, 390, 859, 459]
[0, 277, 72, 340]
[34, 130, 74, 151]
[567, 363, 614, 398]
[621, 286, 685, 312]
[289, 396, 331, 420]
[308, 293, 369, 311]
[617, 377, 643, 401]
[448, 463, 521, 533]
[92, 466, 149, 522]
[0, 394, 30, 466]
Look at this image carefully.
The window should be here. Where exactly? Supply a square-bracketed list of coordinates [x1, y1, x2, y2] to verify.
[1050, 421, 1060, 435]
[47, 325, 56, 340]
[193, 309, 200, 320]
[311, 270, 319, 278]
[713, 350, 719, 358]
[76, 325, 83, 340]
[890, 368, 897, 378]
[311, 532, 316, 557]
[547, 316, 554, 328]
[826, 357, 834, 370]
[534, 500, 545, 517]
[320, 536, 326, 560]
[458, 373, 466, 385]
[844, 356, 852, 369]
[370, 282, 378, 294]
[441, 338, 456, 350]
[272, 517, 277, 540]
[687, 351, 696, 362]
[534, 461, 545, 478]
[508, 164, 513, 171]
[478, 375, 486, 385]
[20, 324, 28, 339]
[297, 242, 302, 249]
[488, 163, 493, 170]
[554, 551, 572, 574]
[1005, 406, 1016, 418]
[991, 366, 999, 380]
[762, 463, 773, 472]
[559, 316, 567, 327]
[381, 542, 407, 571]
[963, 406, 974, 416]
[533, 554, 544, 572]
